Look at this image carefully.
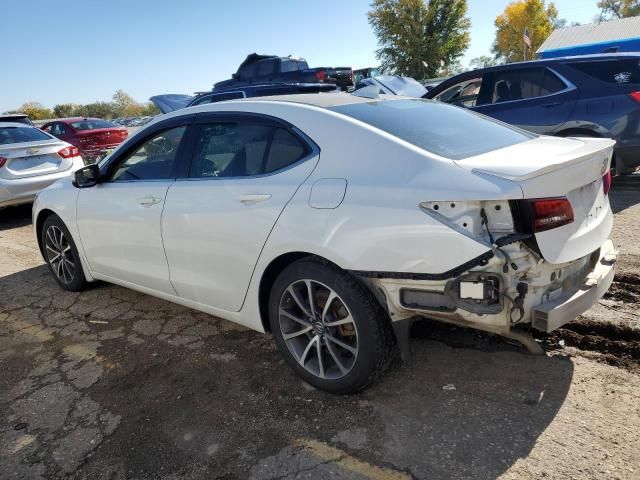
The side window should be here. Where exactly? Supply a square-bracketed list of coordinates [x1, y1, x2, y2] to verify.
[50, 123, 66, 135]
[190, 123, 272, 178]
[567, 59, 640, 84]
[58, 124, 68, 135]
[257, 60, 277, 77]
[281, 60, 298, 73]
[264, 129, 308, 173]
[42, 124, 53, 134]
[436, 77, 483, 108]
[110, 126, 186, 181]
[189, 123, 310, 178]
[490, 68, 565, 104]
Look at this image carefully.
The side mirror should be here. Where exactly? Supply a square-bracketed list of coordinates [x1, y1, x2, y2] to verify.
[73, 164, 101, 188]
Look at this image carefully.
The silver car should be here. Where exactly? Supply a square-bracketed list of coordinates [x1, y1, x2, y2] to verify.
[0, 122, 85, 208]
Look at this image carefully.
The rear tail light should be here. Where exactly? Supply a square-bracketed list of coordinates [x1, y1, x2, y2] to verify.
[529, 197, 574, 232]
[315, 69, 326, 82]
[630, 91, 640, 104]
[602, 169, 612, 195]
[0, 157, 6, 168]
[58, 146, 79, 158]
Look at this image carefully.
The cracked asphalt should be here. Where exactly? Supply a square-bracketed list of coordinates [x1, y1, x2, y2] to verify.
[1, 178, 640, 479]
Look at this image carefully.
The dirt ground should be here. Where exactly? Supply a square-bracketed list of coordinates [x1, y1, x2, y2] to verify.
[1, 177, 639, 480]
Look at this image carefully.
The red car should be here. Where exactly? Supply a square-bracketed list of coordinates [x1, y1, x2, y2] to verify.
[41, 117, 128, 161]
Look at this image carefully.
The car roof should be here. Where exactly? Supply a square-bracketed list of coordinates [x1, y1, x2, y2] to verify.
[0, 121, 37, 128]
[231, 92, 386, 108]
[56, 117, 102, 124]
[0, 114, 29, 119]
[461, 53, 640, 76]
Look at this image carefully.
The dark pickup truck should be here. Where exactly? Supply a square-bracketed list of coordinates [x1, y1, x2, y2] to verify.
[150, 82, 338, 113]
[214, 53, 354, 91]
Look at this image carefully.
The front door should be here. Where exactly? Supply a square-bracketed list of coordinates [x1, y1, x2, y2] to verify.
[76, 124, 190, 294]
[162, 116, 318, 311]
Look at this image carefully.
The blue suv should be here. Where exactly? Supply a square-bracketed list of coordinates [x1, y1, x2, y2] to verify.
[425, 54, 640, 174]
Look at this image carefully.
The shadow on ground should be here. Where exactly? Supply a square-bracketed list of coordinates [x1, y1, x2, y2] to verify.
[0, 204, 32, 231]
[0, 264, 574, 479]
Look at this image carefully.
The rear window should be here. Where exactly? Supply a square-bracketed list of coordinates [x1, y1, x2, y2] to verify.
[330, 99, 533, 160]
[567, 59, 640, 85]
[70, 119, 115, 130]
[0, 126, 52, 145]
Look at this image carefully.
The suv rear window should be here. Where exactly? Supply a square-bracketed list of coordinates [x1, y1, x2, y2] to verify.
[567, 59, 640, 84]
[0, 126, 52, 145]
[330, 99, 533, 160]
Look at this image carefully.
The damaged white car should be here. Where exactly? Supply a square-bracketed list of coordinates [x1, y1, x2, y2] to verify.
[33, 93, 617, 393]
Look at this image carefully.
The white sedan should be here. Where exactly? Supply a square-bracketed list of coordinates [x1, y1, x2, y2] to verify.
[0, 122, 84, 208]
[33, 93, 617, 393]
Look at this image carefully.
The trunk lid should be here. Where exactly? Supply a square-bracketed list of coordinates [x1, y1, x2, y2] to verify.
[457, 136, 615, 264]
[76, 128, 127, 147]
[0, 140, 73, 179]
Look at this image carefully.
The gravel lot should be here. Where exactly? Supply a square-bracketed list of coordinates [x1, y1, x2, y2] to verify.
[1, 177, 639, 479]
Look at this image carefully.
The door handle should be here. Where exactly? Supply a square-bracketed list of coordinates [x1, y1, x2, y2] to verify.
[542, 101, 561, 108]
[137, 196, 163, 207]
[236, 194, 272, 205]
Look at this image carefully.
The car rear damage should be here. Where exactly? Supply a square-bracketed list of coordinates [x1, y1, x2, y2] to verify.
[355, 136, 618, 356]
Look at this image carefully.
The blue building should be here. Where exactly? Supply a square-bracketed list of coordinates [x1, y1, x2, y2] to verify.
[537, 16, 640, 59]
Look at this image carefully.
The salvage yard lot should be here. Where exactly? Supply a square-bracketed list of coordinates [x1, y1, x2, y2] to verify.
[1, 179, 640, 479]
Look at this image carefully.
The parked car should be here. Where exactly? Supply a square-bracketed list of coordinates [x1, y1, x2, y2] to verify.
[214, 53, 353, 91]
[41, 117, 128, 162]
[425, 53, 640, 174]
[0, 114, 34, 126]
[353, 67, 381, 85]
[34, 94, 616, 393]
[150, 82, 338, 113]
[0, 122, 84, 208]
[355, 75, 428, 97]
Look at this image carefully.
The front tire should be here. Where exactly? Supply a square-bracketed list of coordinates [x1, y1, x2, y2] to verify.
[269, 257, 395, 394]
[41, 215, 88, 292]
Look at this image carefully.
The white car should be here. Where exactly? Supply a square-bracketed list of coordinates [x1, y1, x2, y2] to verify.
[33, 94, 617, 393]
[0, 122, 84, 208]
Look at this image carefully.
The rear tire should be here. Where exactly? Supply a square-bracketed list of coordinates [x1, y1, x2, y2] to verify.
[269, 257, 396, 394]
[41, 215, 88, 292]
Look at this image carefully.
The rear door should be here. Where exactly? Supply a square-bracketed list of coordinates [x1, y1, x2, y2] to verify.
[161, 113, 319, 312]
[473, 67, 578, 134]
[76, 117, 194, 293]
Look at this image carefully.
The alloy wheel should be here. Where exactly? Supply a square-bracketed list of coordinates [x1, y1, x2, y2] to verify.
[278, 279, 358, 380]
[44, 225, 75, 285]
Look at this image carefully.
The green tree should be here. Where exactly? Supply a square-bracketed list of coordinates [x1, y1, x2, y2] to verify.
[112, 89, 138, 117]
[469, 55, 500, 69]
[17, 102, 53, 120]
[493, 0, 558, 63]
[368, 0, 471, 79]
[53, 103, 79, 118]
[597, 0, 640, 18]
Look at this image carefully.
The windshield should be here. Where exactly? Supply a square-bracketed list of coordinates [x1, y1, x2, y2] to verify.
[330, 99, 533, 160]
[0, 126, 52, 145]
[373, 76, 427, 97]
[70, 119, 115, 130]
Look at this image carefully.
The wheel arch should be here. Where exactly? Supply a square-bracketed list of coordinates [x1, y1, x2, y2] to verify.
[257, 251, 386, 333]
[35, 208, 58, 257]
